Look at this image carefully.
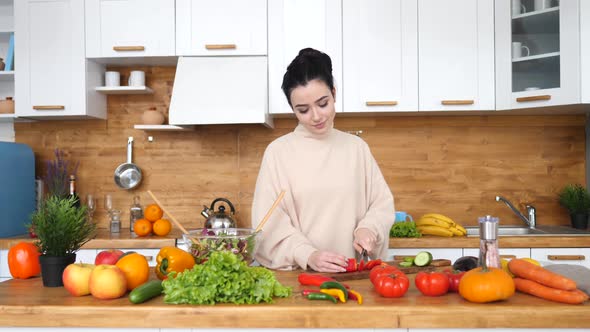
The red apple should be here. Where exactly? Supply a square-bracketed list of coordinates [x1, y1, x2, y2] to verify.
[94, 249, 124, 265]
[88, 265, 127, 300]
[62, 263, 96, 296]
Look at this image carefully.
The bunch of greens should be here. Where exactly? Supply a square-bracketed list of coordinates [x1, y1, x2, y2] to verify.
[162, 250, 291, 305]
[389, 221, 422, 238]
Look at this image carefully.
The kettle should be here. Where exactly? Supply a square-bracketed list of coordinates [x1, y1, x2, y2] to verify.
[200, 198, 237, 229]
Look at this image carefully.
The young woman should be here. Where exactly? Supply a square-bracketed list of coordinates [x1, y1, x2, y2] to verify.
[251, 48, 395, 272]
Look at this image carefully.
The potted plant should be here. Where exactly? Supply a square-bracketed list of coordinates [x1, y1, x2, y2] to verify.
[558, 184, 590, 229]
[27, 196, 96, 287]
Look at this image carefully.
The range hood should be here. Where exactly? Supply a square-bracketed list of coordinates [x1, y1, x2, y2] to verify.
[168, 56, 273, 128]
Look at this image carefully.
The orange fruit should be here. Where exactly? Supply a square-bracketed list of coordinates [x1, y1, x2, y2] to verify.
[144, 204, 164, 222]
[133, 219, 152, 237]
[152, 218, 172, 236]
[115, 253, 149, 291]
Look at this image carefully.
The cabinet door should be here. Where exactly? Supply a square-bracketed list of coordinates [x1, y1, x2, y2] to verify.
[168, 56, 271, 126]
[582, 0, 590, 104]
[15, 0, 106, 118]
[0, 249, 10, 280]
[387, 248, 463, 263]
[495, 0, 580, 110]
[176, 0, 267, 56]
[268, 0, 343, 115]
[418, 0, 495, 111]
[130, 249, 159, 267]
[75, 249, 97, 264]
[85, 0, 175, 58]
[531, 248, 590, 268]
[343, 0, 418, 113]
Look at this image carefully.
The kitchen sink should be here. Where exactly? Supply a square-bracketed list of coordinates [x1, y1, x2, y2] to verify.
[465, 225, 590, 237]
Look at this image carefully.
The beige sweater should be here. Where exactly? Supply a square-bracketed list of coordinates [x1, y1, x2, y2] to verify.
[251, 123, 395, 270]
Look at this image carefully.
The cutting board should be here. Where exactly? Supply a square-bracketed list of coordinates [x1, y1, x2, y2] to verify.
[325, 259, 452, 281]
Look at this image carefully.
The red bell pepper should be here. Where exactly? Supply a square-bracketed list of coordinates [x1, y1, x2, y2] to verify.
[298, 273, 337, 286]
[364, 259, 382, 271]
[346, 258, 358, 272]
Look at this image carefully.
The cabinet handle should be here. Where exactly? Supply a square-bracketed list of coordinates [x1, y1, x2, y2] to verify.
[500, 254, 517, 259]
[516, 95, 551, 102]
[33, 105, 65, 110]
[441, 100, 474, 105]
[205, 44, 237, 50]
[547, 255, 585, 261]
[113, 46, 145, 51]
[143, 255, 154, 261]
[366, 101, 398, 106]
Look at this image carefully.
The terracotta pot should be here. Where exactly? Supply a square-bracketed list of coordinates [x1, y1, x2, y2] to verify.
[0, 97, 14, 114]
[141, 107, 165, 125]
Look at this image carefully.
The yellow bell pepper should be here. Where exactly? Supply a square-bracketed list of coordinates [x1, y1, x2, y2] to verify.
[156, 246, 195, 280]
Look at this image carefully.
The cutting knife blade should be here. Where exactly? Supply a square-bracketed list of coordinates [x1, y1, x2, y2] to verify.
[359, 248, 369, 264]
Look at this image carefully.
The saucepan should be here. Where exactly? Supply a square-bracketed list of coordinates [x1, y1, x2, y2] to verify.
[114, 136, 142, 190]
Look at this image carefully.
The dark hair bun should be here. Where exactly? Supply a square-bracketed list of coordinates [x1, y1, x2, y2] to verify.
[281, 48, 335, 106]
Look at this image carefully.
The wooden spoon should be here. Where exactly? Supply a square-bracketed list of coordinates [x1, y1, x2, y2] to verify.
[254, 191, 285, 233]
[146, 190, 197, 244]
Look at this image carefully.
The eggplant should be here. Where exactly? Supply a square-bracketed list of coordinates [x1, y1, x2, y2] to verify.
[452, 256, 479, 271]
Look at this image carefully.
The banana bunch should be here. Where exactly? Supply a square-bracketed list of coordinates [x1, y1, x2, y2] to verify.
[415, 213, 467, 237]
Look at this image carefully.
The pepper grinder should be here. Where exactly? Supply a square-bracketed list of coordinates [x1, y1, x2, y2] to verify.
[478, 215, 500, 268]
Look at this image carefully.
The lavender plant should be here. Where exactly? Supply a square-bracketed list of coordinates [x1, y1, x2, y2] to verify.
[44, 149, 79, 198]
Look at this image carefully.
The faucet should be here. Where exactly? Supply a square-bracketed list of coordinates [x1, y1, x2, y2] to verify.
[495, 195, 536, 228]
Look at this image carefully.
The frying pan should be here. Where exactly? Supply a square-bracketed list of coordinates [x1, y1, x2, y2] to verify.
[114, 137, 142, 190]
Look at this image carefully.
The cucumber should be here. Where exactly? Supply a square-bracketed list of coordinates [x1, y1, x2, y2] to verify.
[413, 251, 433, 267]
[129, 280, 163, 304]
[399, 261, 413, 268]
[403, 256, 415, 263]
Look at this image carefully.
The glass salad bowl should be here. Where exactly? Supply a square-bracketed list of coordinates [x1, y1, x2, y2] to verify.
[182, 228, 260, 265]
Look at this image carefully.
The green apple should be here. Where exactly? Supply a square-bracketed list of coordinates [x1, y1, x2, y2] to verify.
[62, 263, 96, 296]
[88, 264, 127, 300]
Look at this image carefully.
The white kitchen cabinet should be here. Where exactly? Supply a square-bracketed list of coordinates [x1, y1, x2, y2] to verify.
[342, 0, 418, 113]
[495, 0, 580, 110]
[581, 0, 590, 104]
[531, 247, 590, 268]
[387, 248, 463, 263]
[0, 0, 14, 103]
[75, 249, 96, 264]
[168, 56, 272, 126]
[15, 0, 105, 119]
[0, 249, 10, 281]
[268, 0, 343, 115]
[176, 0, 267, 56]
[127, 249, 159, 267]
[85, 0, 175, 58]
[418, 0, 495, 111]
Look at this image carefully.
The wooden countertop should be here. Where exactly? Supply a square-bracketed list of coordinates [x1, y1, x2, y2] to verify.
[2, 230, 588, 250]
[0, 270, 588, 328]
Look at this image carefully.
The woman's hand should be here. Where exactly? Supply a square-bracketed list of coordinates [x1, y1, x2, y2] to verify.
[353, 227, 377, 255]
[307, 251, 348, 273]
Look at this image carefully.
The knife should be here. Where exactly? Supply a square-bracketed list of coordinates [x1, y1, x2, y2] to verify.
[359, 248, 370, 265]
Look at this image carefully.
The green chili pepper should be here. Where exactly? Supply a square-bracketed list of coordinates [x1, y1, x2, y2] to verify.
[307, 292, 338, 303]
[320, 281, 349, 301]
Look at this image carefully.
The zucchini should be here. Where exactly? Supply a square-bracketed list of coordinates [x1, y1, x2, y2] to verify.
[413, 251, 433, 267]
[129, 280, 163, 304]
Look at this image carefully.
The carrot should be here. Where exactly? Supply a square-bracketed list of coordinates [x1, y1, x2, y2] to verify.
[508, 258, 577, 291]
[513, 278, 589, 304]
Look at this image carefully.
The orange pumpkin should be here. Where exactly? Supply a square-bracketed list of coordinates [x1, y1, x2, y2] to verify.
[458, 266, 515, 303]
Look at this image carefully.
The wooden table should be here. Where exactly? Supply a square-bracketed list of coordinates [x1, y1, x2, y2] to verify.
[0, 270, 588, 329]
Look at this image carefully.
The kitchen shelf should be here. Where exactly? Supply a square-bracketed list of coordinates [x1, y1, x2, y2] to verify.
[95, 86, 154, 95]
[512, 51, 560, 63]
[0, 71, 14, 81]
[512, 6, 559, 20]
[0, 29, 13, 34]
[133, 124, 194, 131]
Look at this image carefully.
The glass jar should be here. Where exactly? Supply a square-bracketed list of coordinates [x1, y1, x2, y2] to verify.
[478, 215, 500, 268]
[110, 209, 121, 233]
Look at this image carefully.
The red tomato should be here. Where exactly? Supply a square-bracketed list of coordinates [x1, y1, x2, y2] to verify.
[415, 271, 450, 296]
[369, 264, 399, 284]
[373, 270, 410, 298]
[444, 269, 466, 292]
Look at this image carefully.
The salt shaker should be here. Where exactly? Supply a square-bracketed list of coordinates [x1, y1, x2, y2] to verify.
[110, 209, 121, 233]
[478, 215, 500, 268]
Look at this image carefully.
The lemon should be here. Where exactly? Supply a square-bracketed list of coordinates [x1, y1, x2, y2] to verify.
[500, 258, 514, 277]
[521, 257, 541, 266]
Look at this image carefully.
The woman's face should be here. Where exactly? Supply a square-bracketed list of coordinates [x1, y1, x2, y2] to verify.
[289, 79, 336, 135]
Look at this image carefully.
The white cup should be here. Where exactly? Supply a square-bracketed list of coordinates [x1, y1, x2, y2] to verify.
[512, 42, 530, 59]
[128, 71, 146, 87]
[512, 0, 526, 15]
[105, 71, 120, 87]
[534, 0, 552, 11]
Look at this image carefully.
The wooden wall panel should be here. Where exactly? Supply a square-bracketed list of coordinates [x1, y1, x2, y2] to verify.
[15, 66, 587, 232]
